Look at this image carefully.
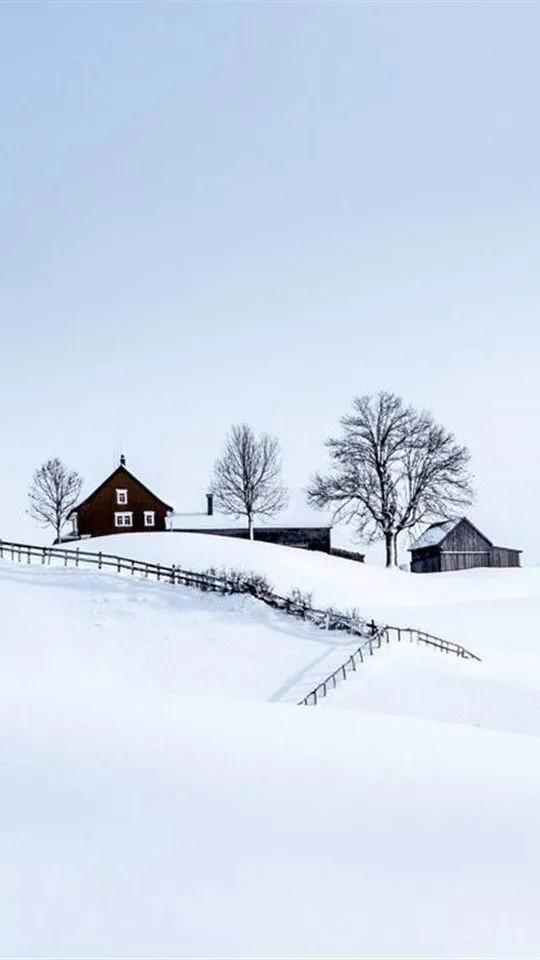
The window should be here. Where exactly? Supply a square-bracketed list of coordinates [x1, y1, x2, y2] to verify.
[115, 512, 133, 528]
[144, 511, 155, 527]
[116, 489, 128, 505]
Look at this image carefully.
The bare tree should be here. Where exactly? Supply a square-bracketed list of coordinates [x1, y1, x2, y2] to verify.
[27, 458, 83, 543]
[307, 392, 473, 567]
[212, 423, 288, 539]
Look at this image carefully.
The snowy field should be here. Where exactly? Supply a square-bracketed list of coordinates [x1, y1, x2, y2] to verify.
[0, 559, 360, 705]
[2, 532, 540, 957]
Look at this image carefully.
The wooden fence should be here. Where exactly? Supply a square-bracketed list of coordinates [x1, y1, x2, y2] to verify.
[0, 538, 373, 638]
[0, 538, 481, 706]
[297, 623, 481, 705]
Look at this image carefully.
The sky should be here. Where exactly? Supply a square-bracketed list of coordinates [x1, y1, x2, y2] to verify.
[1, 1, 539, 563]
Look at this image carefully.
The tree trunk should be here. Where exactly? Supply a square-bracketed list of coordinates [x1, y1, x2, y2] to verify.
[384, 530, 393, 567]
[392, 533, 399, 568]
[248, 515, 254, 541]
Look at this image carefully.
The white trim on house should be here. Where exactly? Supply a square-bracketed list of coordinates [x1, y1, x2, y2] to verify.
[115, 512, 133, 528]
[116, 489, 128, 505]
[144, 511, 155, 527]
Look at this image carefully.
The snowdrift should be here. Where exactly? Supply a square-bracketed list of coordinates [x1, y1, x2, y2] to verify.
[2, 689, 540, 959]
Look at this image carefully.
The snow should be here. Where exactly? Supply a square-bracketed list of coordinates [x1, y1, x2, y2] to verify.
[3, 532, 540, 956]
[410, 517, 458, 549]
[52, 533, 540, 737]
[169, 512, 329, 530]
[2, 690, 540, 959]
[0, 560, 358, 705]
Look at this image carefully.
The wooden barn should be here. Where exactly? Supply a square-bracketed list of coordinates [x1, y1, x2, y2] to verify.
[67, 456, 173, 539]
[410, 517, 521, 573]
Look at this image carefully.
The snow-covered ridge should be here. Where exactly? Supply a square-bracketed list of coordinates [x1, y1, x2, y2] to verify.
[2, 533, 540, 955]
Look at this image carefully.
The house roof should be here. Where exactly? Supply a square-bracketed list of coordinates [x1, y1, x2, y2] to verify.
[69, 460, 174, 516]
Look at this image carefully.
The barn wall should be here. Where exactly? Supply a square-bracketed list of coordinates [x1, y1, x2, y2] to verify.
[490, 547, 521, 568]
[77, 468, 169, 537]
[442, 520, 492, 552]
[410, 548, 441, 573]
[440, 551, 491, 572]
[172, 526, 332, 553]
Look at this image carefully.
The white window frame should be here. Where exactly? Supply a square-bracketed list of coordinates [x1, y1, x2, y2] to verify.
[116, 488, 128, 505]
[144, 511, 155, 527]
[115, 512, 133, 528]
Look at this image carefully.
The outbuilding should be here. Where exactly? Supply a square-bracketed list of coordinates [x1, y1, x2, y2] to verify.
[409, 517, 521, 573]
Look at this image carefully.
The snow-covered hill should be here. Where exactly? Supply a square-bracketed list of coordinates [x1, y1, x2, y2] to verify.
[2, 533, 540, 957]
[75, 533, 540, 735]
[0, 560, 360, 706]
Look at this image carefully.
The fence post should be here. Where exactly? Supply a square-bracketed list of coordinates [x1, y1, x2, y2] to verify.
[75, 549, 79, 568]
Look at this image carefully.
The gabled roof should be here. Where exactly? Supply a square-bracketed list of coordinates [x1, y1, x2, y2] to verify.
[69, 462, 173, 516]
[410, 519, 459, 550]
[410, 516, 493, 552]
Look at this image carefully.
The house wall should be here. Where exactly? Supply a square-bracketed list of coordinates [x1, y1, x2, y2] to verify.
[171, 526, 332, 553]
[76, 468, 169, 538]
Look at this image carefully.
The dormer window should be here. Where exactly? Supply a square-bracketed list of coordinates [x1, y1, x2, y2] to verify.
[116, 489, 128, 505]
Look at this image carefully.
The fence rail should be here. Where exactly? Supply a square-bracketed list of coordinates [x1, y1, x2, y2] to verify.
[0, 538, 481, 706]
[0, 537, 374, 638]
[297, 623, 481, 705]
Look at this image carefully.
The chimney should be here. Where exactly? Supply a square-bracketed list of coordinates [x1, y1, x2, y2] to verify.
[206, 493, 214, 516]
[120, 454, 126, 467]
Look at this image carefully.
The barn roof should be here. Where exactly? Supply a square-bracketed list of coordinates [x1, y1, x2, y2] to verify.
[410, 519, 460, 550]
[171, 488, 333, 532]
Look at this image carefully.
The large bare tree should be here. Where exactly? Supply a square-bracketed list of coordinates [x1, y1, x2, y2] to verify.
[27, 458, 83, 543]
[308, 392, 473, 566]
[212, 423, 288, 539]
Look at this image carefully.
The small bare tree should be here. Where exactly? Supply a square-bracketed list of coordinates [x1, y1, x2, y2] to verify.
[308, 392, 473, 567]
[212, 423, 288, 539]
[27, 458, 83, 543]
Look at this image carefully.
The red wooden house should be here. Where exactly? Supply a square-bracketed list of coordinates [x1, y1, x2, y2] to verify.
[67, 456, 173, 539]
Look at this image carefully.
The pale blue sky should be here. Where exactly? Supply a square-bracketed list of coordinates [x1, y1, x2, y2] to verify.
[1, 1, 539, 560]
